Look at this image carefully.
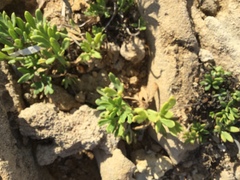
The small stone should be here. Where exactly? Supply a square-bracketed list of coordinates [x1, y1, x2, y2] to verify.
[129, 76, 138, 85]
[220, 170, 235, 180]
[92, 71, 98, 77]
[120, 37, 145, 64]
[107, 42, 120, 64]
[200, 0, 219, 16]
[75, 91, 85, 103]
[199, 49, 214, 62]
[47, 85, 81, 111]
[132, 150, 173, 179]
[98, 149, 135, 180]
[217, 143, 226, 152]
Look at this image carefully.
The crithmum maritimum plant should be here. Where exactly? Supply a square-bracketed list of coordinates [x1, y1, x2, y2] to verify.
[0, 9, 73, 95]
[96, 72, 183, 144]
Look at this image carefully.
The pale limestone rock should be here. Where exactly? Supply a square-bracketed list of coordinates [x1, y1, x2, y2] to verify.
[199, 48, 214, 62]
[148, 127, 198, 165]
[138, 0, 200, 164]
[94, 149, 135, 180]
[132, 149, 173, 179]
[192, 0, 240, 78]
[120, 37, 145, 64]
[220, 170, 235, 180]
[18, 104, 119, 165]
[0, 68, 53, 179]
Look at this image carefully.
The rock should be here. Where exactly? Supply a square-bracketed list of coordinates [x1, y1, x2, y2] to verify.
[120, 37, 145, 64]
[74, 70, 109, 92]
[94, 149, 135, 180]
[0, 0, 12, 9]
[138, 0, 199, 113]
[199, 48, 214, 62]
[137, 0, 205, 166]
[148, 127, 198, 165]
[220, 170, 235, 180]
[129, 76, 138, 85]
[1, 62, 25, 112]
[191, 0, 240, 78]
[200, 0, 219, 16]
[75, 91, 86, 103]
[0, 68, 53, 179]
[18, 103, 119, 165]
[107, 42, 121, 64]
[73, 70, 109, 104]
[71, 0, 88, 12]
[47, 85, 81, 111]
[235, 165, 240, 180]
[131, 149, 173, 179]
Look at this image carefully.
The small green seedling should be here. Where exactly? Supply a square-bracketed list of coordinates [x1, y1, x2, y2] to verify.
[130, 17, 147, 31]
[0, 9, 72, 95]
[79, 31, 105, 62]
[184, 122, 209, 144]
[85, 0, 110, 18]
[200, 66, 231, 91]
[96, 72, 182, 144]
[146, 97, 183, 136]
[96, 72, 134, 143]
[85, 0, 134, 18]
[210, 101, 240, 142]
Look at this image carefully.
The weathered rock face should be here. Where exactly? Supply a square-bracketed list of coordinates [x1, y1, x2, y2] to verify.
[18, 104, 119, 165]
[138, 0, 200, 164]
[138, 0, 240, 166]
[138, 0, 199, 115]
[191, 0, 240, 77]
[0, 68, 53, 180]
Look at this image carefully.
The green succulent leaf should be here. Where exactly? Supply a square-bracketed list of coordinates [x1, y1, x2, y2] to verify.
[35, 9, 43, 22]
[160, 118, 175, 128]
[160, 96, 176, 116]
[8, 28, 18, 39]
[155, 121, 167, 134]
[16, 17, 25, 31]
[44, 84, 54, 95]
[147, 109, 159, 123]
[24, 11, 36, 28]
[31, 81, 44, 95]
[228, 126, 240, 133]
[86, 32, 92, 43]
[11, 13, 16, 27]
[45, 57, 55, 64]
[31, 35, 50, 47]
[91, 50, 102, 59]
[220, 131, 233, 142]
[17, 73, 34, 83]
[62, 38, 70, 51]
[0, 51, 9, 60]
